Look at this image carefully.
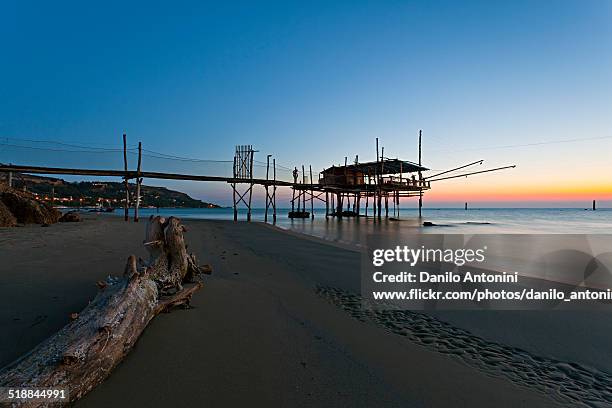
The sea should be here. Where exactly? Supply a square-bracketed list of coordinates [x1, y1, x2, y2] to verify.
[102, 207, 612, 246]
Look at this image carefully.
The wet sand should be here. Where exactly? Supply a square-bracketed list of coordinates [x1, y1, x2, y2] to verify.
[1, 215, 609, 407]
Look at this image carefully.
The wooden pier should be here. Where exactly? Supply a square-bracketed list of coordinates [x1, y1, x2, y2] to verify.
[0, 132, 516, 222]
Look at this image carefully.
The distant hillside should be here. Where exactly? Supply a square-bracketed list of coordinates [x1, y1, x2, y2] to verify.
[0, 173, 221, 208]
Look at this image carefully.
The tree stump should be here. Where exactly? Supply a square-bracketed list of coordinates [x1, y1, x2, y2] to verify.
[0, 215, 205, 407]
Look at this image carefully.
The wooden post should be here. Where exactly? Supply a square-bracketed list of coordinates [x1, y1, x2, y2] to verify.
[134, 142, 142, 222]
[344, 157, 348, 183]
[418, 194, 423, 217]
[465, 202, 468, 210]
[309, 165, 314, 219]
[232, 155, 237, 221]
[418, 130, 423, 218]
[247, 147, 254, 222]
[398, 162, 402, 219]
[378, 147, 384, 219]
[302, 165, 306, 212]
[366, 169, 371, 217]
[51, 186, 55, 207]
[396, 191, 400, 218]
[325, 191, 329, 218]
[418, 130, 422, 168]
[7, 171, 12, 188]
[372, 183, 376, 218]
[123, 134, 130, 222]
[374, 140, 379, 220]
[385, 194, 389, 218]
[593, 200, 596, 211]
[265, 155, 270, 223]
[272, 159, 276, 224]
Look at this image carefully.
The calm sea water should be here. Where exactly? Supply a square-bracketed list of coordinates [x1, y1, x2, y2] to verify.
[103, 207, 612, 246]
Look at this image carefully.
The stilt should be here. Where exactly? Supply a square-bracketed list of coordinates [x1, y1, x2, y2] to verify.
[134, 142, 142, 222]
[331, 193, 335, 217]
[419, 194, 422, 217]
[375, 139, 379, 220]
[265, 155, 271, 223]
[325, 192, 329, 218]
[232, 182, 237, 221]
[396, 191, 400, 218]
[233, 155, 238, 221]
[247, 149, 254, 221]
[465, 202, 468, 210]
[310, 165, 314, 219]
[297, 189, 301, 212]
[593, 200, 596, 211]
[397, 158, 403, 218]
[302, 165, 306, 214]
[272, 159, 277, 222]
[385, 194, 389, 218]
[372, 189, 376, 219]
[122, 134, 130, 222]
[418, 130, 423, 218]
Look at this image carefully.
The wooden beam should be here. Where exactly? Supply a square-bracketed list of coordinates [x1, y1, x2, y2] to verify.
[427, 165, 517, 182]
[0, 165, 294, 186]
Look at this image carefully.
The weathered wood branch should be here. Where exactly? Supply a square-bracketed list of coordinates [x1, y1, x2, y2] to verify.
[0, 215, 206, 407]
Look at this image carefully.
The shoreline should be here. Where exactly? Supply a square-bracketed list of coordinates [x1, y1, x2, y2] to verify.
[1, 215, 609, 406]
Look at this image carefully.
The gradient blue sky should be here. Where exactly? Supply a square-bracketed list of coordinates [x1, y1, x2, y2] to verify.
[1, 0, 611, 207]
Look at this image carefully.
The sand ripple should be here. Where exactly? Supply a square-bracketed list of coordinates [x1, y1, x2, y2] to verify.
[317, 286, 612, 408]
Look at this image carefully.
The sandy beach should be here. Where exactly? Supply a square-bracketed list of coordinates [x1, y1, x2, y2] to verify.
[1, 215, 610, 407]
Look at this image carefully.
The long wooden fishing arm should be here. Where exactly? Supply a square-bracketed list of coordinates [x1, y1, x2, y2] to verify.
[424, 160, 484, 180]
[427, 165, 516, 182]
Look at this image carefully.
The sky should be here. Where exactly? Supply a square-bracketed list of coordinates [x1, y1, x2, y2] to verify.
[1, 0, 611, 207]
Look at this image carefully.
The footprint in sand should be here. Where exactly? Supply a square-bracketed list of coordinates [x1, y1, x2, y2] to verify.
[316, 286, 612, 408]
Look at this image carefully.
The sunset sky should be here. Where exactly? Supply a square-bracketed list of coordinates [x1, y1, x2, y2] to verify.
[1, 1, 611, 207]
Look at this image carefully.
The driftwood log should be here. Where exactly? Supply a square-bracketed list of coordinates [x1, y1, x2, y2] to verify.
[58, 211, 81, 223]
[0, 215, 208, 407]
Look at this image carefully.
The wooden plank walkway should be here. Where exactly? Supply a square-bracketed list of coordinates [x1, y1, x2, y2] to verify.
[0, 164, 295, 187]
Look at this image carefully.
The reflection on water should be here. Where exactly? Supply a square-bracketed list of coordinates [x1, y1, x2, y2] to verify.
[104, 207, 612, 246]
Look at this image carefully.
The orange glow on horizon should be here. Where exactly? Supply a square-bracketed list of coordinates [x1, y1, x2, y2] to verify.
[424, 180, 612, 202]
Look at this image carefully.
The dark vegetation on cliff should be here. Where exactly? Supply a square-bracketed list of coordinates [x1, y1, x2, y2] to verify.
[0, 173, 221, 209]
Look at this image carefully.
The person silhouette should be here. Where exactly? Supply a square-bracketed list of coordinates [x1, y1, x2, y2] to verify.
[293, 167, 299, 183]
